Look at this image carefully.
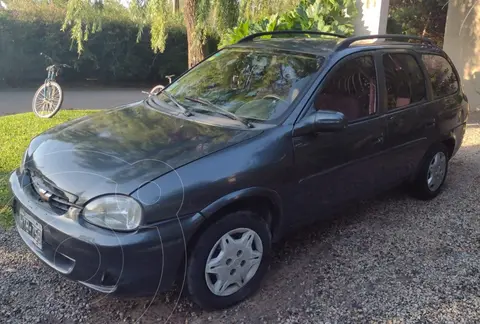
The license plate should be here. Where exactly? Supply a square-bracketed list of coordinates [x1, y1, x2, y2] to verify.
[18, 208, 43, 250]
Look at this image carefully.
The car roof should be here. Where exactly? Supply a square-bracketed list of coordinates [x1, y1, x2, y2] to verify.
[229, 37, 342, 56]
[228, 36, 444, 57]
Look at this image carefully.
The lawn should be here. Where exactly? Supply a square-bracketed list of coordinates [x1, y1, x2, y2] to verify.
[0, 110, 96, 228]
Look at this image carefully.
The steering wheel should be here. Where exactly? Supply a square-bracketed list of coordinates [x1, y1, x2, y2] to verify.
[262, 94, 287, 103]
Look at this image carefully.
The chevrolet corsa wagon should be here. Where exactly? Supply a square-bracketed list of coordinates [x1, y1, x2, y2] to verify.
[9, 31, 469, 309]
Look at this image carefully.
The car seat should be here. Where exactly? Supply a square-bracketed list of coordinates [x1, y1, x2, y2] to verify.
[314, 93, 362, 120]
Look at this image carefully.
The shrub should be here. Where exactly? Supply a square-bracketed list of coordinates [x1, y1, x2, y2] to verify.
[0, 12, 189, 87]
[219, 0, 357, 48]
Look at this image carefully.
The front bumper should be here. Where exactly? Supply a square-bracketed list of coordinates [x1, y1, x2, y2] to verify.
[9, 170, 204, 296]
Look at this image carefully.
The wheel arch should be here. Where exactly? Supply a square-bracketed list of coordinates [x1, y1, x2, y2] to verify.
[410, 137, 454, 183]
[198, 187, 283, 242]
[441, 136, 456, 159]
[174, 188, 284, 285]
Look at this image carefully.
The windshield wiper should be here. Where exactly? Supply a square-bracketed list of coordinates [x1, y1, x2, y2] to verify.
[161, 91, 193, 117]
[184, 96, 253, 128]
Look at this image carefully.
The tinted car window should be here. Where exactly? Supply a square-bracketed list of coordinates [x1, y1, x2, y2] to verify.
[162, 48, 323, 122]
[422, 54, 459, 98]
[383, 53, 426, 110]
[314, 56, 377, 121]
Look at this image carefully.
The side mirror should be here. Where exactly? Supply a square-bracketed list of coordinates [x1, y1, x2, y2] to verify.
[293, 110, 347, 137]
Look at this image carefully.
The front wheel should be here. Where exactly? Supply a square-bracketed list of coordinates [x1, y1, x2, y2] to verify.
[32, 81, 63, 118]
[186, 210, 271, 310]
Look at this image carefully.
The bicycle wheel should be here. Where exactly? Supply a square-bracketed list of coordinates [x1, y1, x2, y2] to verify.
[150, 84, 165, 95]
[32, 81, 64, 118]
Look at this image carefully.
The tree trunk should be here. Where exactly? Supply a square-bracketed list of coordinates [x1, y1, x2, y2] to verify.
[172, 0, 180, 13]
[422, 12, 432, 37]
[184, 0, 205, 68]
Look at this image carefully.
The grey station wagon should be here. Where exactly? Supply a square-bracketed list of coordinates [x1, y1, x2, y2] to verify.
[9, 31, 469, 309]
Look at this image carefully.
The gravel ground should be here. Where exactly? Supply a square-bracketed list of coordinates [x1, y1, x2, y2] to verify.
[1, 121, 480, 324]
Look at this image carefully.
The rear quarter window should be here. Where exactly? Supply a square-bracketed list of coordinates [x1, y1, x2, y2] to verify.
[422, 54, 459, 98]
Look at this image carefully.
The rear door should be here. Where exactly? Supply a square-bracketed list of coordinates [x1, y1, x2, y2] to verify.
[420, 54, 466, 143]
[380, 50, 431, 185]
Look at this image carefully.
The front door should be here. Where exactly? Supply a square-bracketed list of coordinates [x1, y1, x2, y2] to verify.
[288, 53, 389, 226]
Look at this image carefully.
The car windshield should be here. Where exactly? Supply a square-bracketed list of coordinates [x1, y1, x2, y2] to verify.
[158, 48, 324, 122]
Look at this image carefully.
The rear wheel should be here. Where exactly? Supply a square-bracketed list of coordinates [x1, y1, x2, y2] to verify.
[409, 143, 449, 200]
[32, 82, 63, 118]
[186, 210, 271, 310]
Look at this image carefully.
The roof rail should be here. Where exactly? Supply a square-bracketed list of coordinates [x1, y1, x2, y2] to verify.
[237, 30, 347, 43]
[336, 34, 435, 51]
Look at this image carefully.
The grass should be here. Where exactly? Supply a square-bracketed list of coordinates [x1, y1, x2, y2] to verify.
[0, 110, 97, 228]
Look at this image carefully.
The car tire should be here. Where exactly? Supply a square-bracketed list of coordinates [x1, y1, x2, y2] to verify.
[186, 210, 271, 310]
[410, 143, 449, 200]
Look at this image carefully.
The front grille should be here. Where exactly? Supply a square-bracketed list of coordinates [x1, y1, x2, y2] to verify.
[49, 197, 71, 213]
[27, 170, 75, 214]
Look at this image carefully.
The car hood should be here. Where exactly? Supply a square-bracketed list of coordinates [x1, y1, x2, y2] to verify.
[25, 102, 260, 204]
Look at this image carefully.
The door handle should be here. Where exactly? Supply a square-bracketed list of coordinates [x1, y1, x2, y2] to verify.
[387, 115, 401, 126]
[372, 136, 384, 145]
[425, 119, 436, 128]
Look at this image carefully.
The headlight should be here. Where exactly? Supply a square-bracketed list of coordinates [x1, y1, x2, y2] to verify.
[83, 195, 143, 231]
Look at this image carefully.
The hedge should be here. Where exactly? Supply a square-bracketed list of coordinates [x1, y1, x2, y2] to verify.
[0, 13, 189, 88]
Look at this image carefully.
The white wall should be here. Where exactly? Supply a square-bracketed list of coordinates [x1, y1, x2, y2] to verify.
[444, 0, 480, 112]
[355, 0, 390, 36]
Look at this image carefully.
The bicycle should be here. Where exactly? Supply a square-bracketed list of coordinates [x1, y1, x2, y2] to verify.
[32, 53, 71, 118]
[145, 74, 176, 96]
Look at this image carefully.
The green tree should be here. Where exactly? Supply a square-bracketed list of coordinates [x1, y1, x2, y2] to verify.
[387, 0, 447, 46]
[239, 0, 299, 21]
[220, 0, 357, 47]
[2, 0, 67, 21]
[62, 0, 313, 68]
[63, 0, 240, 67]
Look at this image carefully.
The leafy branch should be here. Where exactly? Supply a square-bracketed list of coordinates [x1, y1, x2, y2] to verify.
[219, 0, 358, 48]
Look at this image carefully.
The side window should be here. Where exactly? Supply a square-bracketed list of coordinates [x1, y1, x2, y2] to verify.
[314, 56, 377, 121]
[383, 53, 426, 110]
[422, 54, 459, 98]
